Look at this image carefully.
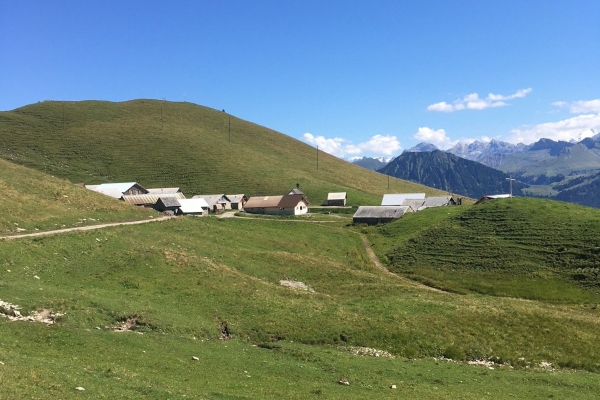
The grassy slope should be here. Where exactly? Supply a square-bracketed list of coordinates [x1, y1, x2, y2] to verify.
[1, 217, 599, 398]
[0, 100, 446, 205]
[0, 158, 155, 235]
[365, 198, 600, 303]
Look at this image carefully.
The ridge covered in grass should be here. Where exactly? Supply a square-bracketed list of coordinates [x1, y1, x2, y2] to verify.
[0, 99, 445, 205]
[366, 198, 600, 302]
[0, 158, 153, 235]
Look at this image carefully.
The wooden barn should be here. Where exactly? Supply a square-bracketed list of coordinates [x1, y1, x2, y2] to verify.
[244, 194, 309, 216]
[325, 192, 347, 206]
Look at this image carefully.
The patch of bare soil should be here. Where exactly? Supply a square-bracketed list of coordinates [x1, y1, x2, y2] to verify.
[0, 300, 63, 325]
[112, 316, 147, 333]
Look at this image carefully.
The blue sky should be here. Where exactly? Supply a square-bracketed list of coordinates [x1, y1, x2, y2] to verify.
[2, 1, 599, 160]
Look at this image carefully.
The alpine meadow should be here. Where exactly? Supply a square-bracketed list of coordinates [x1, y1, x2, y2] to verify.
[1, 100, 600, 399]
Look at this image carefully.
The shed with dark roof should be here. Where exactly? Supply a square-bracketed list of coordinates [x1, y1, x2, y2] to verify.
[353, 206, 409, 225]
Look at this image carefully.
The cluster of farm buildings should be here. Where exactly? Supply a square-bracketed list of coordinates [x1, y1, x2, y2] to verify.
[82, 182, 457, 224]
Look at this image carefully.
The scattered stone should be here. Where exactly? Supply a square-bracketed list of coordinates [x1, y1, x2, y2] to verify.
[34, 275, 40, 279]
[338, 379, 349, 386]
[16, 228, 26, 232]
[539, 361, 554, 370]
[0, 300, 63, 325]
[192, 356, 199, 361]
[390, 384, 397, 389]
[75, 387, 85, 391]
[280, 280, 315, 292]
[0, 361, 4, 365]
[344, 346, 395, 359]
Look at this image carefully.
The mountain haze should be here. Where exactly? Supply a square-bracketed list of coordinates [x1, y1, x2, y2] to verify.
[379, 150, 528, 199]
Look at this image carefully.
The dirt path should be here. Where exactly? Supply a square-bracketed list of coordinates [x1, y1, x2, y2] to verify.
[0, 216, 174, 241]
[356, 232, 450, 294]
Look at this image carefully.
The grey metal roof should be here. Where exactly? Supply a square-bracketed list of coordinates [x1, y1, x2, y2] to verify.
[353, 206, 409, 219]
[420, 196, 453, 209]
[122, 192, 185, 205]
[327, 192, 347, 200]
[401, 199, 425, 211]
[147, 188, 181, 194]
[158, 197, 182, 208]
[381, 193, 426, 206]
[192, 194, 227, 206]
[289, 189, 304, 195]
[225, 194, 246, 203]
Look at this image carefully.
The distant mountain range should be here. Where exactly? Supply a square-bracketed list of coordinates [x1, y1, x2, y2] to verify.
[395, 130, 600, 207]
[378, 150, 527, 199]
[351, 156, 388, 171]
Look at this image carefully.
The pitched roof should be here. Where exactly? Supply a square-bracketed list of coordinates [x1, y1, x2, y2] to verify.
[92, 182, 144, 194]
[278, 194, 308, 208]
[420, 196, 453, 209]
[244, 195, 284, 209]
[353, 206, 409, 219]
[192, 194, 227, 206]
[401, 199, 425, 211]
[327, 192, 347, 200]
[147, 188, 181, 194]
[225, 194, 246, 203]
[122, 192, 185, 205]
[381, 193, 426, 206]
[157, 197, 182, 208]
[289, 188, 304, 195]
[178, 198, 209, 214]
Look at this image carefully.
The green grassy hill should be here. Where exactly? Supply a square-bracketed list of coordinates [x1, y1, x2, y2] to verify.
[0, 100, 445, 205]
[2, 215, 600, 398]
[0, 158, 154, 235]
[366, 197, 600, 303]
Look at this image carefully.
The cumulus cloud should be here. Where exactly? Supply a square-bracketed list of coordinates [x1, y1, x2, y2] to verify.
[553, 99, 600, 114]
[427, 88, 532, 112]
[509, 113, 600, 144]
[302, 133, 401, 159]
[413, 127, 457, 150]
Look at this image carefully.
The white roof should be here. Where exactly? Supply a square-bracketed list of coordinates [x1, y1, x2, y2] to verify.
[327, 192, 347, 200]
[94, 188, 125, 199]
[92, 182, 140, 193]
[147, 188, 181, 194]
[178, 198, 209, 214]
[381, 193, 426, 206]
[485, 194, 511, 199]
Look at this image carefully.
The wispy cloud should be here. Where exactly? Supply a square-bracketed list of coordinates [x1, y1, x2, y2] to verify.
[302, 133, 401, 159]
[552, 99, 600, 114]
[427, 88, 532, 112]
[509, 113, 600, 144]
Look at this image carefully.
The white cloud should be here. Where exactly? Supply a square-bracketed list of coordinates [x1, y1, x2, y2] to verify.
[302, 133, 401, 159]
[413, 127, 457, 149]
[427, 88, 532, 112]
[509, 113, 600, 144]
[553, 99, 600, 114]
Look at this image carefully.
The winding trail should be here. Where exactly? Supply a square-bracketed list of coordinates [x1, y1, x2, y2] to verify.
[0, 216, 174, 241]
[355, 232, 450, 293]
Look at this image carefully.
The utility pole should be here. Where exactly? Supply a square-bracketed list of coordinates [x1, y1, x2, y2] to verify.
[387, 174, 390, 190]
[317, 146, 319, 170]
[160, 105, 163, 130]
[228, 117, 231, 144]
[506, 176, 515, 197]
[62, 103, 65, 130]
